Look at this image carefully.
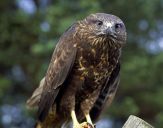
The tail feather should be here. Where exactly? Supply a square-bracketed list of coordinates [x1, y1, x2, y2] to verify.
[34, 104, 65, 128]
[34, 121, 65, 128]
[26, 77, 45, 108]
[27, 77, 66, 128]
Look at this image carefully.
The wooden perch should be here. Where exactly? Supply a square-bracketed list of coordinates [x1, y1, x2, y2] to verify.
[122, 115, 154, 128]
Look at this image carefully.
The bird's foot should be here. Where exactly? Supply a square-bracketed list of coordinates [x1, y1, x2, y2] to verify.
[71, 110, 94, 128]
[80, 122, 95, 128]
[73, 122, 94, 128]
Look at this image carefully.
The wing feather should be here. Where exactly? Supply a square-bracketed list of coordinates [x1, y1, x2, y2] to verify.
[26, 77, 45, 108]
[38, 25, 77, 121]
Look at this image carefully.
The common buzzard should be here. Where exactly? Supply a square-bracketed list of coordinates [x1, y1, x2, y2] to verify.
[27, 13, 127, 128]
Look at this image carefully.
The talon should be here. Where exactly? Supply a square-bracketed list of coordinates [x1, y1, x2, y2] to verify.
[87, 123, 94, 128]
[71, 110, 94, 128]
[71, 110, 80, 128]
[81, 122, 94, 128]
[73, 122, 90, 128]
[85, 114, 94, 128]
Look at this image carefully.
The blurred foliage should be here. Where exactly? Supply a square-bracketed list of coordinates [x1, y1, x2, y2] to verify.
[0, 0, 163, 127]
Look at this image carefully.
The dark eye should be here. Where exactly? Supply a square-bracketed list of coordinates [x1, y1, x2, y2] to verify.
[96, 20, 103, 26]
[115, 23, 123, 29]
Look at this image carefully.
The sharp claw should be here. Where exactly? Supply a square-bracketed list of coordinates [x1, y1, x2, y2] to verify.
[87, 123, 94, 128]
[73, 122, 95, 128]
[71, 110, 95, 128]
[81, 122, 89, 128]
[80, 122, 94, 128]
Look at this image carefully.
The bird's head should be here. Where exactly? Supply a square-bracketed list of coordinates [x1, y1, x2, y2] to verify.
[78, 13, 127, 47]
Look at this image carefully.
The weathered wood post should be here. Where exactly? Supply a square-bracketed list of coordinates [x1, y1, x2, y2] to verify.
[122, 115, 154, 128]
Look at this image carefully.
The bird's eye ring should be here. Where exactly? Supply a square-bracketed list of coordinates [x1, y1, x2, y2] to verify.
[115, 23, 123, 29]
[96, 21, 103, 26]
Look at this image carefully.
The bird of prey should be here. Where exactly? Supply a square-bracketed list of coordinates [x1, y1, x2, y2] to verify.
[27, 13, 127, 128]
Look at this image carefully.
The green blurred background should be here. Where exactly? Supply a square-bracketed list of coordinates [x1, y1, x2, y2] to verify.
[0, 0, 163, 128]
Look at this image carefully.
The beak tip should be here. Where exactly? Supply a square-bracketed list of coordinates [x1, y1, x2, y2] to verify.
[105, 28, 115, 37]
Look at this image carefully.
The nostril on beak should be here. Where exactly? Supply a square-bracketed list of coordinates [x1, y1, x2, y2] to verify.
[105, 27, 115, 36]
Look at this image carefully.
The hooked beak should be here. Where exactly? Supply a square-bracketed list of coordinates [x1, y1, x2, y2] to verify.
[104, 24, 117, 39]
[96, 22, 117, 39]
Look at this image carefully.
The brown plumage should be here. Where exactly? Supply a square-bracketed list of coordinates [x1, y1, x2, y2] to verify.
[27, 13, 127, 128]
